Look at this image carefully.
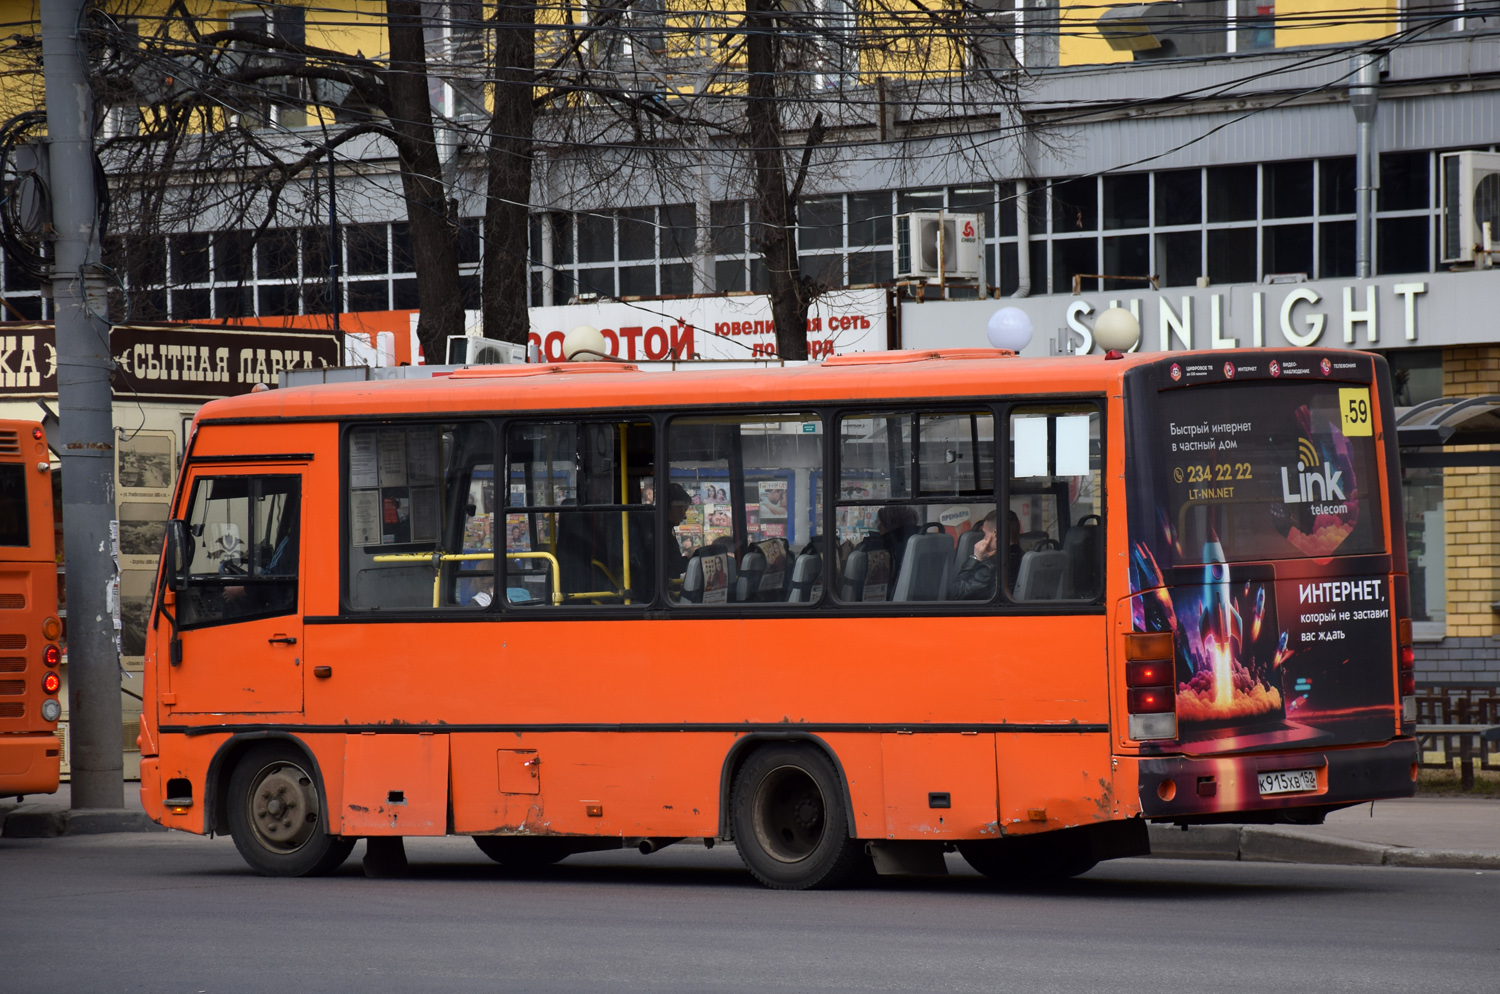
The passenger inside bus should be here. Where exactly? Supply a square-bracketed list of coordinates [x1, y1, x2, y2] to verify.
[949, 510, 1000, 600]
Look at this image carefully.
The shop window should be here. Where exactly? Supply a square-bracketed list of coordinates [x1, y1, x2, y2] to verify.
[458, 218, 481, 265]
[552, 269, 574, 305]
[800, 254, 843, 288]
[3, 252, 38, 292]
[1155, 170, 1201, 227]
[1102, 235, 1149, 291]
[1008, 405, 1103, 603]
[997, 181, 1018, 238]
[898, 189, 945, 214]
[215, 286, 253, 319]
[1319, 157, 1356, 215]
[711, 201, 746, 255]
[1030, 241, 1047, 293]
[1052, 178, 1097, 233]
[835, 411, 995, 604]
[257, 229, 299, 281]
[577, 213, 614, 264]
[618, 265, 654, 296]
[346, 281, 387, 312]
[848, 251, 892, 285]
[848, 192, 893, 247]
[1379, 152, 1431, 212]
[1402, 466, 1445, 630]
[999, 243, 1019, 296]
[1207, 165, 1256, 223]
[391, 222, 415, 274]
[661, 263, 693, 296]
[393, 278, 419, 310]
[346, 422, 495, 611]
[947, 185, 995, 238]
[1155, 231, 1201, 287]
[257, 284, 298, 317]
[1265, 161, 1314, 219]
[1263, 223, 1312, 277]
[1208, 228, 1256, 285]
[750, 257, 769, 294]
[213, 231, 249, 283]
[171, 233, 211, 285]
[667, 414, 822, 606]
[799, 197, 843, 251]
[550, 213, 574, 265]
[128, 236, 166, 289]
[172, 288, 211, 320]
[179, 476, 300, 628]
[302, 283, 335, 315]
[1051, 237, 1097, 293]
[716, 259, 746, 293]
[302, 227, 330, 283]
[1377, 216, 1430, 275]
[346, 224, 388, 276]
[661, 204, 696, 258]
[1103, 174, 1148, 231]
[1318, 220, 1355, 278]
[619, 207, 655, 261]
[503, 421, 653, 607]
[577, 268, 614, 297]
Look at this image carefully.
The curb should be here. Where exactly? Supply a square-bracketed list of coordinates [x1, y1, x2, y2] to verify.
[1147, 824, 1499, 871]
[2, 805, 164, 838]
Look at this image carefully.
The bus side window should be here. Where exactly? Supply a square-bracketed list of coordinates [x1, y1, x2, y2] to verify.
[834, 410, 995, 604]
[666, 413, 822, 607]
[178, 475, 300, 627]
[504, 421, 654, 607]
[344, 421, 495, 611]
[1007, 405, 1103, 602]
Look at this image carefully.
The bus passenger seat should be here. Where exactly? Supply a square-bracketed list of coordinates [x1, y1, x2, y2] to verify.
[840, 549, 871, 601]
[893, 532, 955, 601]
[786, 552, 821, 602]
[737, 548, 767, 602]
[952, 527, 982, 577]
[1014, 549, 1069, 601]
[680, 555, 706, 604]
[1062, 514, 1101, 598]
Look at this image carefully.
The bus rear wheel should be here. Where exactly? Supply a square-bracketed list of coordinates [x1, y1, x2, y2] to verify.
[957, 832, 1097, 886]
[226, 743, 355, 877]
[730, 743, 869, 890]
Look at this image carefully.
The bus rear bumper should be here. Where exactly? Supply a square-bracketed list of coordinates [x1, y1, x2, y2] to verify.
[0, 732, 62, 798]
[1134, 737, 1418, 824]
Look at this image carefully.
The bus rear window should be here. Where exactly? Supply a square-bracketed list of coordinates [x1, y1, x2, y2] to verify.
[0, 464, 28, 547]
[1153, 381, 1383, 565]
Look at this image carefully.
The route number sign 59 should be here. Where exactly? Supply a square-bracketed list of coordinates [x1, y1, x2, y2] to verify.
[1339, 387, 1373, 437]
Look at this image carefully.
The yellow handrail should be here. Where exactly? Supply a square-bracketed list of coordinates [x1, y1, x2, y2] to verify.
[370, 550, 564, 607]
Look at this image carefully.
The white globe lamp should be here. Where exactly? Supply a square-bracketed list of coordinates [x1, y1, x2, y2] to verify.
[986, 307, 1033, 353]
[1093, 307, 1141, 353]
[563, 324, 607, 361]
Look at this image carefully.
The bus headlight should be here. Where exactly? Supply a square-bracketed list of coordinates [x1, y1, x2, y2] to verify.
[41, 699, 61, 722]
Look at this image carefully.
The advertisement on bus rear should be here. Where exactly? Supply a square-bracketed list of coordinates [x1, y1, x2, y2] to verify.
[1125, 356, 1396, 754]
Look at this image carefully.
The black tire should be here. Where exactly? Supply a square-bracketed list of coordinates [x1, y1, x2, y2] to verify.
[225, 743, 355, 877]
[957, 831, 1097, 886]
[730, 742, 870, 890]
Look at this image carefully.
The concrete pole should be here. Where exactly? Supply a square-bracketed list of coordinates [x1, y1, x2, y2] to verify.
[42, 0, 123, 808]
[1351, 52, 1380, 280]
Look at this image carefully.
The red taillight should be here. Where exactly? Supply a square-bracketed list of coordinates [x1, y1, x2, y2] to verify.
[1127, 686, 1174, 714]
[1126, 659, 1171, 687]
[1399, 646, 1415, 668]
[42, 644, 60, 667]
[1400, 672, 1417, 696]
[31, 426, 43, 440]
[42, 671, 60, 694]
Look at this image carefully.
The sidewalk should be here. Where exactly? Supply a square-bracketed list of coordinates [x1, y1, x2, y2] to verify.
[4, 786, 1495, 871]
[1147, 796, 1500, 870]
[0, 783, 160, 837]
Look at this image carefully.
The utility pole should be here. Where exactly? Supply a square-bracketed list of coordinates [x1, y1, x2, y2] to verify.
[1351, 51, 1380, 280]
[42, 0, 123, 808]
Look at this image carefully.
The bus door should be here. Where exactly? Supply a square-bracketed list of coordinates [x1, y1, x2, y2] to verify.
[166, 471, 304, 714]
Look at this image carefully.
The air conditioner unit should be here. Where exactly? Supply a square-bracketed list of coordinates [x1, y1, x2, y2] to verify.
[895, 213, 984, 280]
[1440, 150, 1500, 264]
[445, 336, 527, 365]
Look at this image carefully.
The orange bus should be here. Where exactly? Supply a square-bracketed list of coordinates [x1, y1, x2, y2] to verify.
[140, 348, 1418, 886]
[0, 420, 63, 799]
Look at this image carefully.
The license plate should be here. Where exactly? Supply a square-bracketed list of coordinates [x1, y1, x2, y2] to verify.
[1257, 768, 1319, 795]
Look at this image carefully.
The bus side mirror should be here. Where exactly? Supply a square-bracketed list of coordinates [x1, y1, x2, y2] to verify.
[165, 519, 189, 592]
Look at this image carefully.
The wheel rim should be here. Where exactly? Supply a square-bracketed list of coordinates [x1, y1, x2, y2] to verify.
[751, 764, 826, 863]
[245, 759, 320, 854]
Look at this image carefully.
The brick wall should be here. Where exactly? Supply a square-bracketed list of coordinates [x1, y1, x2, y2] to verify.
[1414, 636, 1500, 685]
[1441, 346, 1500, 639]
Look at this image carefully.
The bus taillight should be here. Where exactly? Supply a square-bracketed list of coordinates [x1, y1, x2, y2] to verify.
[1397, 617, 1416, 721]
[42, 671, 60, 695]
[1124, 632, 1177, 741]
[41, 616, 60, 641]
[42, 644, 60, 667]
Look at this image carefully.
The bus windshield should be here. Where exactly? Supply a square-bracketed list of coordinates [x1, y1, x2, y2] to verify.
[1151, 380, 1384, 566]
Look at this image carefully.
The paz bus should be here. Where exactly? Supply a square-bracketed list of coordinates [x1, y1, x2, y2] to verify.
[0, 420, 63, 799]
[140, 348, 1418, 887]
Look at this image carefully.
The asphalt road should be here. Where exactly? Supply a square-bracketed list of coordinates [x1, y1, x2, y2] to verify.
[3, 832, 1494, 993]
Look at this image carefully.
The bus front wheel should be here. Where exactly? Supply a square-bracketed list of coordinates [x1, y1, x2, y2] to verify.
[226, 743, 355, 877]
[730, 743, 869, 890]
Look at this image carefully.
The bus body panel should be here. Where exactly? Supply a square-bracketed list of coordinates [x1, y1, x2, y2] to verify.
[0, 420, 60, 799]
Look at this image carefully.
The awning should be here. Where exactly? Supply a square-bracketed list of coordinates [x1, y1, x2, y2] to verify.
[1397, 395, 1500, 467]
